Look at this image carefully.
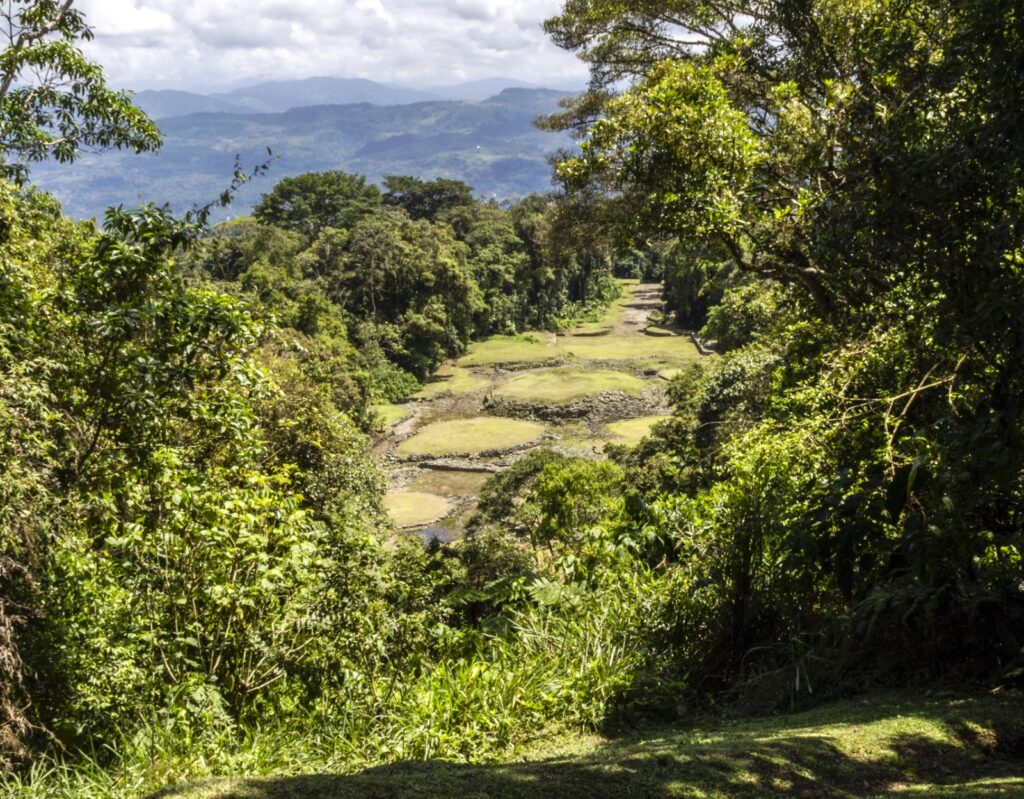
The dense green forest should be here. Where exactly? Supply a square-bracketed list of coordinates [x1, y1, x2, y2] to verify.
[1, 0, 1023, 796]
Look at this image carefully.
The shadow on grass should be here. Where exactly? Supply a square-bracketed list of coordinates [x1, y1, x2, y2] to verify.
[149, 695, 1024, 799]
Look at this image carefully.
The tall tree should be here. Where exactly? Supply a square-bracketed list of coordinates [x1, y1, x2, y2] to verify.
[255, 170, 381, 242]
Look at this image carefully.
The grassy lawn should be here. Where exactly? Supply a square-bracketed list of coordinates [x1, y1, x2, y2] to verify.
[384, 491, 452, 528]
[560, 333, 701, 364]
[371, 404, 412, 430]
[154, 691, 1024, 799]
[413, 367, 492, 399]
[573, 279, 640, 336]
[405, 469, 493, 497]
[396, 418, 547, 458]
[605, 414, 672, 445]
[457, 334, 564, 367]
[493, 368, 649, 405]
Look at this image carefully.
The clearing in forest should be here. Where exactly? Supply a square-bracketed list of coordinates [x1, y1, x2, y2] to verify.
[375, 281, 703, 537]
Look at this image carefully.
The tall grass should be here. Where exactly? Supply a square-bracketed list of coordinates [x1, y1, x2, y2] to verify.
[3, 572, 669, 799]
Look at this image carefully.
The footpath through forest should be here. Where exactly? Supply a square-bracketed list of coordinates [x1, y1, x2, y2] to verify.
[371, 280, 703, 539]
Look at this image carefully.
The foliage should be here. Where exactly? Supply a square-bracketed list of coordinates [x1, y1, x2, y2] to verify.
[254, 171, 381, 242]
[0, 0, 161, 180]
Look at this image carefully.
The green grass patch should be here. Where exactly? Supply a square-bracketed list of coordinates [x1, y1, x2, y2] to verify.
[371, 404, 411, 430]
[396, 417, 546, 458]
[572, 280, 639, 336]
[658, 367, 686, 381]
[384, 491, 452, 528]
[494, 369, 649, 405]
[406, 469, 492, 497]
[413, 366, 491, 399]
[152, 692, 1024, 798]
[561, 333, 701, 363]
[606, 415, 672, 445]
[457, 334, 564, 367]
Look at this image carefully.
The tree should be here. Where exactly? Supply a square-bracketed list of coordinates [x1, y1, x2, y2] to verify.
[382, 175, 475, 221]
[0, 0, 161, 179]
[255, 170, 381, 242]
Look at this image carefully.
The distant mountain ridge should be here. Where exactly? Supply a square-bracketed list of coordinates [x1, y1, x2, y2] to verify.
[32, 88, 577, 220]
[133, 76, 583, 118]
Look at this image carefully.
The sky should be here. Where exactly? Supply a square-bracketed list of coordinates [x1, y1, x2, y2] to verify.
[73, 0, 589, 93]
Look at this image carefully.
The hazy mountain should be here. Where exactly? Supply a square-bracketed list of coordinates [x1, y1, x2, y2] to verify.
[427, 77, 536, 101]
[211, 77, 439, 112]
[31, 89, 576, 221]
[427, 77, 585, 101]
[133, 90, 250, 119]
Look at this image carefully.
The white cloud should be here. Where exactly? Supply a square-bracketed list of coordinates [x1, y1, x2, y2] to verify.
[72, 0, 586, 91]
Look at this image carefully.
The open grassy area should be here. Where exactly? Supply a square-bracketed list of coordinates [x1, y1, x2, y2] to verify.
[406, 469, 493, 497]
[154, 691, 1024, 799]
[572, 279, 640, 336]
[371, 404, 412, 430]
[384, 491, 452, 528]
[457, 334, 564, 367]
[396, 417, 547, 458]
[413, 367, 491, 399]
[493, 368, 649, 405]
[560, 333, 701, 364]
[606, 414, 672, 445]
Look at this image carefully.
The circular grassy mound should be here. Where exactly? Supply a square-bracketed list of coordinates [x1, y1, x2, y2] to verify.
[606, 415, 672, 445]
[493, 368, 648, 406]
[396, 417, 546, 458]
[385, 491, 452, 529]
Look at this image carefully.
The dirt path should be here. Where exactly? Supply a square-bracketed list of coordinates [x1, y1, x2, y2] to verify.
[612, 283, 663, 336]
[376, 281, 700, 539]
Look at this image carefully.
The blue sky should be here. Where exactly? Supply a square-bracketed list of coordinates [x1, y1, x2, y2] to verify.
[74, 0, 587, 92]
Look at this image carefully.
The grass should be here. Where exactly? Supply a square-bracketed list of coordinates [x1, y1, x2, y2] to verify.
[395, 418, 547, 458]
[384, 491, 452, 528]
[413, 367, 491, 399]
[493, 369, 649, 405]
[572, 280, 640, 336]
[371, 404, 412, 430]
[658, 367, 686, 381]
[560, 333, 701, 364]
[149, 691, 1024, 799]
[605, 414, 672, 445]
[457, 334, 564, 367]
[405, 469, 493, 497]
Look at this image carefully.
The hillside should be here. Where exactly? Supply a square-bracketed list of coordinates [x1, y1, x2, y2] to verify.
[30, 89, 575, 220]
[146, 692, 1024, 798]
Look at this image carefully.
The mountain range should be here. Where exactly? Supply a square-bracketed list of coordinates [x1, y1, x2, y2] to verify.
[132, 76, 582, 118]
[30, 87, 578, 221]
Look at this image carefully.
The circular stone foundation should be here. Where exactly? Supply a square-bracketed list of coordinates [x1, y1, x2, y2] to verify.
[395, 417, 546, 459]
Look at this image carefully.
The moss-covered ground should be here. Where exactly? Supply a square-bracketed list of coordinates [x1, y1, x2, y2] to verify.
[457, 334, 563, 367]
[155, 691, 1024, 799]
[559, 333, 700, 364]
[405, 469, 493, 497]
[605, 414, 672, 445]
[384, 491, 452, 528]
[413, 366, 492, 399]
[371, 404, 412, 430]
[493, 368, 649, 405]
[396, 417, 547, 458]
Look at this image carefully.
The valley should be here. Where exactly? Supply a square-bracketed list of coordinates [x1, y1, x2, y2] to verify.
[375, 281, 702, 539]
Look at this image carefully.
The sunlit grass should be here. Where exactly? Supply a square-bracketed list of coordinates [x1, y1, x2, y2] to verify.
[396, 417, 547, 458]
[413, 366, 492, 399]
[405, 469, 492, 497]
[457, 334, 565, 367]
[605, 414, 672, 445]
[384, 491, 452, 528]
[493, 368, 649, 405]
